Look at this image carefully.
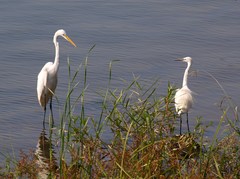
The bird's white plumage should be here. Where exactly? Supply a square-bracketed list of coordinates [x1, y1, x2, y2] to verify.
[175, 86, 193, 115]
[37, 62, 58, 107]
[174, 57, 193, 115]
[37, 29, 76, 109]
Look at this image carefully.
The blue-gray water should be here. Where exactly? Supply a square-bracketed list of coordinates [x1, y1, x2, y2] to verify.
[1, 0, 240, 162]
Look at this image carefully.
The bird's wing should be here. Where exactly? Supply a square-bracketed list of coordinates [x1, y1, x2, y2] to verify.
[37, 63, 52, 107]
[37, 62, 53, 90]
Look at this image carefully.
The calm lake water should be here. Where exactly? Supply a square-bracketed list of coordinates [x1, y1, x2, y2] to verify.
[1, 0, 240, 162]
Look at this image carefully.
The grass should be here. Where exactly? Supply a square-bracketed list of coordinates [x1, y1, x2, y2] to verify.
[0, 47, 240, 178]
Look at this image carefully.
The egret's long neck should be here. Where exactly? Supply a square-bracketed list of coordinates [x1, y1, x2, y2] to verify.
[182, 61, 191, 87]
[53, 35, 60, 71]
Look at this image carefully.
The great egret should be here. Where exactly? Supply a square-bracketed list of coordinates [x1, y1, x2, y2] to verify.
[37, 29, 76, 125]
[174, 57, 193, 135]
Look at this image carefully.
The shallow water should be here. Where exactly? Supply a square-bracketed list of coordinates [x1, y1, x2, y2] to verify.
[1, 0, 240, 162]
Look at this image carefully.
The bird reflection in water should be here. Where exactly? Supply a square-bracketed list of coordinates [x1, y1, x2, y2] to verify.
[35, 129, 58, 178]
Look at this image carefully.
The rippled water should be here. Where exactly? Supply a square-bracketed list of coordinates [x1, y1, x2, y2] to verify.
[1, 0, 240, 162]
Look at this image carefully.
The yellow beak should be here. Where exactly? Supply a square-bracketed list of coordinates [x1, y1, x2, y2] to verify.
[63, 34, 77, 47]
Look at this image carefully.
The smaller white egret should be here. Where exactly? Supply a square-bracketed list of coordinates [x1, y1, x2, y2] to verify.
[37, 29, 77, 126]
[174, 57, 193, 135]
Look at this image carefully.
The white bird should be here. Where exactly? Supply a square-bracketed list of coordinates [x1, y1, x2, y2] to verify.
[174, 57, 193, 135]
[37, 29, 76, 125]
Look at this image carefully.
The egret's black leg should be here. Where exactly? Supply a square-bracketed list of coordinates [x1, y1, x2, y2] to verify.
[43, 94, 47, 129]
[43, 105, 46, 129]
[186, 112, 190, 133]
[180, 114, 182, 135]
[50, 97, 54, 127]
